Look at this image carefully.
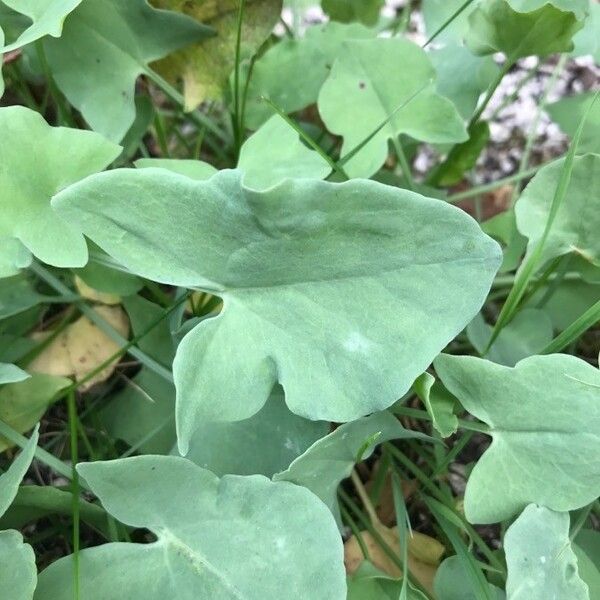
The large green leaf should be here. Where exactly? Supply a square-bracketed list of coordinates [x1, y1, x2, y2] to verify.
[238, 115, 331, 189]
[321, 0, 384, 26]
[515, 153, 600, 267]
[318, 38, 468, 178]
[43, 0, 211, 141]
[504, 504, 589, 599]
[36, 455, 346, 599]
[151, 0, 282, 110]
[434, 353, 600, 523]
[0, 106, 120, 273]
[243, 21, 374, 129]
[547, 92, 600, 155]
[0, 428, 38, 600]
[0, 0, 81, 52]
[274, 411, 428, 523]
[466, 0, 583, 60]
[0, 375, 70, 452]
[53, 168, 500, 452]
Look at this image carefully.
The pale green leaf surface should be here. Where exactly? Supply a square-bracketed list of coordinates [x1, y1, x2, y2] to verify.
[321, 0, 384, 26]
[318, 38, 468, 178]
[0, 239, 32, 279]
[274, 411, 428, 523]
[0, 106, 120, 271]
[430, 44, 500, 120]
[422, 0, 477, 43]
[433, 556, 505, 600]
[36, 456, 347, 599]
[434, 353, 600, 523]
[184, 386, 329, 477]
[505, 505, 589, 600]
[0, 0, 82, 52]
[0, 531, 36, 600]
[413, 372, 458, 438]
[572, 2, 600, 60]
[43, 0, 211, 141]
[244, 22, 374, 129]
[135, 158, 217, 180]
[0, 375, 70, 452]
[515, 153, 600, 267]
[53, 168, 501, 452]
[466, 0, 583, 60]
[547, 92, 600, 155]
[0, 363, 29, 385]
[467, 308, 553, 366]
[238, 115, 331, 189]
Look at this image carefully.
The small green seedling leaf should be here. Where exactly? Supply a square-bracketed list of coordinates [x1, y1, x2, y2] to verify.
[0, 106, 120, 274]
[52, 168, 500, 452]
[274, 411, 429, 524]
[505, 504, 589, 600]
[515, 153, 600, 267]
[238, 115, 331, 189]
[434, 353, 600, 524]
[0, 0, 82, 52]
[413, 372, 458, 438]
[42, 0, 212, 141]
[0, 427, 39, 600]
[466, 0, 584, 60]
[35, 455, 347, 599]
[318, 38, 467, 177]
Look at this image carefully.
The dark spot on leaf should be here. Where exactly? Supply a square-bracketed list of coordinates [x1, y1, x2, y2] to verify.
[359, 82, 366, 90]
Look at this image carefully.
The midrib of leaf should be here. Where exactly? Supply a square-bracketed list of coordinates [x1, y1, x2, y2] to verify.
[159, 529, 247, 599]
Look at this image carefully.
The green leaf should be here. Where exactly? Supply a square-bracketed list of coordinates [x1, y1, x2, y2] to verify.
[74, 254, 143, 296]
[547, 92, 600, 155]
[238, 115, 331, 189]
[135, 158, 217, 180]
[430, 44, 500, 120]
[318, 38, 468, 178]
[347, 562, 428, 600]
[413, 373, 458, 438]
[515, 153, 600, 267]
[53, 168, 501, 452]
[151, 0, 282, 110]
[423, 0, 477, 44]
[0, 427, 39, 600]
[505, 504, 589, 600]
[0, 375, 70, 452]
[274, 411, 428, 523]
[574, 530, 600, 600]
[434, 353, 600, 524]
[0, 0, 82, 52]
[507, 0, 589, 20]
[243, 21, 374, 129]
[572, 1, 600, 60]
[321, 0, 384, 26]
[185, 385, 329, 477]
[428, 122, 490, 187]
[433, 556, 505, 600]
[43, 0, 211, 141]
[466, 0, 584, 60]
[36, 455, 346, 599]
[0, 106, 120, 272]
[0, 275, 46, 319]
[0, 363, 29, 385]
[467, 308, 553, 366]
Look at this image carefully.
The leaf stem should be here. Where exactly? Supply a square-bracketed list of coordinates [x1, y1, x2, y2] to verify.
[469, 59, 514, 128]
[67, 389, 80, 600]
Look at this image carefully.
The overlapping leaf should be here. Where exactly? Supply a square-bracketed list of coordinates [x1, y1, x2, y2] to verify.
[318, 38, 467, 178]
[434, 353, 600, 523]
[52, 168, 500, 452]
[515, 153, 600, 267]
[0, 106, 120, 275]
[35, 456, 346, 599]
[42, 0, 211, 141]
[150, 0, 282, 110]
[504, 504, 589, 599]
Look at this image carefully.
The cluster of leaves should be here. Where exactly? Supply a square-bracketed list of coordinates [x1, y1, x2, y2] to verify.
[0, 0, 599, 598]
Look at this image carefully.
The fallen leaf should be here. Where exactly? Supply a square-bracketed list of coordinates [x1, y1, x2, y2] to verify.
[28, 306, 129, 391]
[344, 526, 444, 596]
[150, 0, 282, 110]
[74, 276, 121, 306]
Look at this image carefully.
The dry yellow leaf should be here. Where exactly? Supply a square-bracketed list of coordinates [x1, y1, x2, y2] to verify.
[344, 526, 444, 596]
[28, 306, 129, 391]
[75, 276, 121, 305]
